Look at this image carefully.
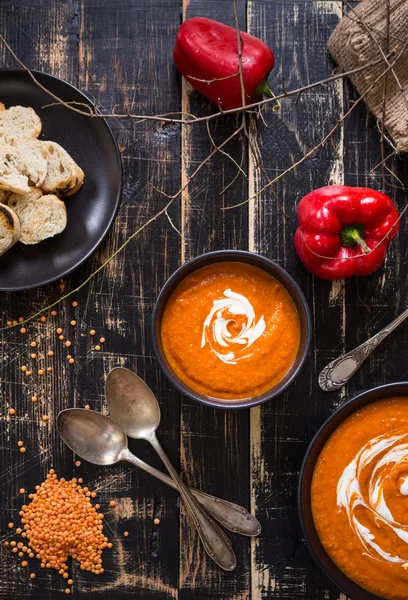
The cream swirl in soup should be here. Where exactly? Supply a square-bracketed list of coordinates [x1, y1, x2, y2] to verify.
[312, 398, 408, 600]
[201, 289, 266, 365]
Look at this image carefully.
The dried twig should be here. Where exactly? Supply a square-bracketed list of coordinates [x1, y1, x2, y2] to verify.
[3, 125, 243, 330]
[224, 49, 405, 210]
[0, 34, 397, 126]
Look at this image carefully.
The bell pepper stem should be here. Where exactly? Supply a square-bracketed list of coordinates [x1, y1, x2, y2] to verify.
[253, 80, 281, 111]
[341, 224, 371, 255]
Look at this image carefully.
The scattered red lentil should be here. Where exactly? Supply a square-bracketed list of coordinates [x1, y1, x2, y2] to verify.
[109, 501, 116, 507]
[30, 353, 37, 359]
[47, 367, 52, 372]
[13, 320, 18, 326]
[90, 330, 96, 336]
[94, 345, 101, 351]
[42, 415, 49, 422]
[123, 531, 129, 537]
[59, 335, 64, 341]
[65, 589, 71, 595]
[75, 461, 81, 467]
[99, 338, 105, 344]
[20, 447, 26, 454]
[30, 342, 37, 348]
[19, 489, 25, 494]
[38, 370, 45, 376]
[21, 560, 27, 567]
[19, 317, 24, 323]
[20, 328, 27, 334]
[21, 366, 27, 372]
[72, 301, 78, 307]
[9, 408, 15, 415]
[26, 371, 32, 376]
[47, 351, 53, 357]
[31, 396, 38, 403]
[7, 320, 12, 326]
[56, 328, 63, 334]
[8, 522, 13, 528]
[10, 541, 16, 546]
[70, 320, 76, 326]
[17, 441, 23, 447]
[85, 405, 90, 410]
[154, 518, 160, 525]
[16, 528, 22, 535]
[65, 341, 71, 347]
[69, 359, 75, 365]
[10, 470, 110, 581]
[51, 310, 57, 316]
[40, 316, 46, 323]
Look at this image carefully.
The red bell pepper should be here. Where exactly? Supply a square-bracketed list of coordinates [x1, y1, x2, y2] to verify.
[173, 17, 275, 111]
[294, 185, 400, 280]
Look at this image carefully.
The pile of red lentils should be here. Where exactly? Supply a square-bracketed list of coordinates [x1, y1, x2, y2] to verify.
[5, 470, 112, 594]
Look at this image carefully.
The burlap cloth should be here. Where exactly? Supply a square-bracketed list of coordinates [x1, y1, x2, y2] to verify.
[328, 0, 408, 153]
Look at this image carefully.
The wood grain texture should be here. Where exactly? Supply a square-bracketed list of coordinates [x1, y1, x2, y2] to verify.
[0, 0, 407, 599]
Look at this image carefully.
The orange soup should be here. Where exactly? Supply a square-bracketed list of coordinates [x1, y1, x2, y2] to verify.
[160, 262, 300, 399]
[312, 398, 408, 600]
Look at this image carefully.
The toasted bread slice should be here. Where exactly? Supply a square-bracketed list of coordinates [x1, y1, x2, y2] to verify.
[0, 143, 48, 193]
[0, 202, 21, 256]
[0, 105, 42, 144]
[8, 190, 66, 245]
[40, 141, 84, 196]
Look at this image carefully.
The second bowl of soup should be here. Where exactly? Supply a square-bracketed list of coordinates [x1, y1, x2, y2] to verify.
[152, 250, 311, 408]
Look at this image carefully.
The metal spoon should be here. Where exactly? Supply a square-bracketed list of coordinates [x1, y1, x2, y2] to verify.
[57, 408, 260, 537]
[104, 367, 236, 571]
[319, 307, 408, 391]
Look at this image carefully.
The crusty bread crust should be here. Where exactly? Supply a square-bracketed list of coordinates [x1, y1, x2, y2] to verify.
[8, 190, 67, 245]
[0, 202, 21, 256]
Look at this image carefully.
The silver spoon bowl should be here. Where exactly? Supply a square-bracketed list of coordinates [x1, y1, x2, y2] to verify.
[105, 367, 236, 571]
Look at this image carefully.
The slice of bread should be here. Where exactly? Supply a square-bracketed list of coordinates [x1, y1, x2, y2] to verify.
[40, 141, 84, 196]
[0, 105, 42, 144]
[0, 202, 21, 256]
[0, 143, 48, 193]
[0, 147, 31, 194]
[8, 189, 67, 245]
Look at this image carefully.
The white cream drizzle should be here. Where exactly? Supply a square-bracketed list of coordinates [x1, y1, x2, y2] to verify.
[201, 289, 266, 365]
[337, 430, 408, 567]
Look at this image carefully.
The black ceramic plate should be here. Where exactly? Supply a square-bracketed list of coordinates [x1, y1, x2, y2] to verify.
[0, 69, 122, 291]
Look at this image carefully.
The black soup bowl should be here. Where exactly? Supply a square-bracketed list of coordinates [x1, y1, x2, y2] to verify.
[298, 382, 408, 600]
[152, 250, 312, 409]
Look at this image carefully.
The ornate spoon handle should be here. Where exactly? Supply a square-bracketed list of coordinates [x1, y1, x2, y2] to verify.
[122, 448, 261, 536]
[319, 308, 408, 392]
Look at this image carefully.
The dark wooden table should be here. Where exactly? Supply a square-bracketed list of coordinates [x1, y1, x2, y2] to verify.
[1, 1, 407, 598]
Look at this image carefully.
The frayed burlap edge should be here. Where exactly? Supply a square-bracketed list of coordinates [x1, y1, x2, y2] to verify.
[328, 0, 408, 153]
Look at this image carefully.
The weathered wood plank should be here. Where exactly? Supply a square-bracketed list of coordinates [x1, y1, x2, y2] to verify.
[247, 2, 345, 598]
[179, 1, 251, 598]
